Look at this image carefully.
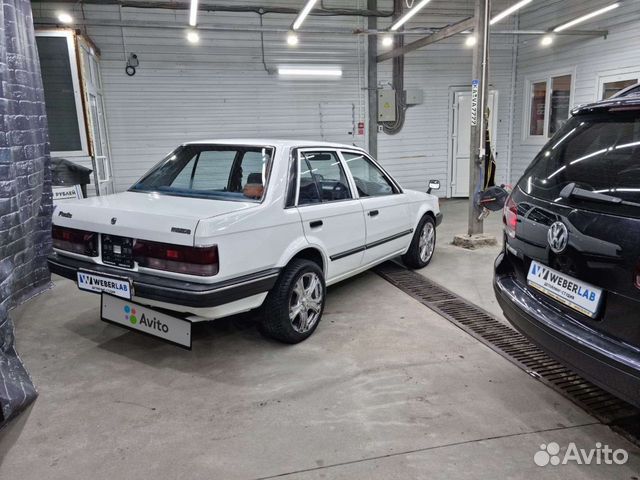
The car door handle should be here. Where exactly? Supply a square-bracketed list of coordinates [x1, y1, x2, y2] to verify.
[310, 220, 323, 228]
[368, 210, 379, 217]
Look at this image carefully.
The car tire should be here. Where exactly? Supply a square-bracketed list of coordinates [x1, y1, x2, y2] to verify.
[401, 214, 436, 269]
[260, 259, 326, 344]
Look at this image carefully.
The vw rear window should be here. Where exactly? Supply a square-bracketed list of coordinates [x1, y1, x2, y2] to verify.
[520, 109, 640, 213]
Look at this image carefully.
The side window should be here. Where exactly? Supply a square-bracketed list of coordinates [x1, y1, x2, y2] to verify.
[297, 151, 352, 205]
[342, 152, 395, 197]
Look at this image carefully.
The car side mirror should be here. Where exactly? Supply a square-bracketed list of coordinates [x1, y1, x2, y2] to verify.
[427, 179, 440, 194]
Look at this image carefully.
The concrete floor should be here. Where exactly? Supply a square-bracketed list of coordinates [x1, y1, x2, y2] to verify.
[1, 201, 640, 479]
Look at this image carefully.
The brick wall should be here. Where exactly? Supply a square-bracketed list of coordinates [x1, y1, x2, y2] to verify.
[0, 0, 51, 425]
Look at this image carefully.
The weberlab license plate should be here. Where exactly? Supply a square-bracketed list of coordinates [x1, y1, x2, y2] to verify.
[527, 261, 603, 318]
[77, 270, 132, 299]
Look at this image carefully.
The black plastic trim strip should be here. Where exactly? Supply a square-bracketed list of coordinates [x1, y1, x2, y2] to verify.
[329, 229, 414, 261]
[48, 253, 280, 308]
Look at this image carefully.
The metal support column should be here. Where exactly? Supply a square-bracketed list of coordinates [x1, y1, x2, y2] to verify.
[367, 0, 378, 158]
[467, 0, 490, 235]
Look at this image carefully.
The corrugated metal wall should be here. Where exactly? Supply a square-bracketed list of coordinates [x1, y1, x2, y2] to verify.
[33, 1, 640, 194]
[376, 0, 517, 194]
[510, 0, 640, 181]
[34, 1, 368, 192]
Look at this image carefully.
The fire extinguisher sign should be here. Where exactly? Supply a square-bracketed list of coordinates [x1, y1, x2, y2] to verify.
[358, 121, 365, 135]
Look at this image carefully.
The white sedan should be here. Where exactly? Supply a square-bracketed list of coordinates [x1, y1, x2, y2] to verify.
[49, 140, 442, 347]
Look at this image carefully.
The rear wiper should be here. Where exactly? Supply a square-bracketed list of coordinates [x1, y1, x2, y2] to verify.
[560, 183, 640, 208]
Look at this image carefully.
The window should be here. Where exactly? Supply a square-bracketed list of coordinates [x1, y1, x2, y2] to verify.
[131, 145, 273, 202]
[297, 151, 351, 205]
[36, 32, 88, 155]
[526, 73, 573, 141]
[520, 109, 640, 216]
[598, 69, 640, 100]
[341, 152, 396, 197]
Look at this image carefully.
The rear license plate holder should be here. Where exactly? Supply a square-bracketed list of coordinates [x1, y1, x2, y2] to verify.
[527, 260, 603, 318]
[101, 234, 134, 268]
[101, 294, 192, 349]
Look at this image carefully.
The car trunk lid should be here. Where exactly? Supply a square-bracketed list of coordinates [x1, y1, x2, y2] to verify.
[53, 191, 258, 246]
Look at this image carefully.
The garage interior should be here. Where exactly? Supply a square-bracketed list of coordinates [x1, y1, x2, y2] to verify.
[2, 0, 640, 478]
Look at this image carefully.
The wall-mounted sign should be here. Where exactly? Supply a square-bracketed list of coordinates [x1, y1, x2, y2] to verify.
[471, 79, 479, 127]
[53, 185, 82, 202]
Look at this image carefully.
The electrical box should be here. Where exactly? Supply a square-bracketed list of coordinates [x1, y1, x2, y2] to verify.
[378, 89, 396, 122]
[405, 89, 424, 106]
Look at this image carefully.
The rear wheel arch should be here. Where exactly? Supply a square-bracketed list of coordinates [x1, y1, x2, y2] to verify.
[286, 247, 326, 277]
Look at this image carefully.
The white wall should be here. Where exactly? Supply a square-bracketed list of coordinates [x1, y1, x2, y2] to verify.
[376, 0, 517, 194]
[34, 1, 368, 192]
[510, 0, 640, 181]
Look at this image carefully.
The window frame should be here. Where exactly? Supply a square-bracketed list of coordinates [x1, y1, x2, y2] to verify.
[338, 149, 403, 198]
[523, 69, 576, 145]
[35, 29, 89, 157]
[596, 67, 640, 101]
[294, 148, 356, 207]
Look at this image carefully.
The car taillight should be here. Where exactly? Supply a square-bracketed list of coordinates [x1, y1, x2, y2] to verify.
[133, 240, 219, 276]
[52, 225, 98, 256]
[503, 195, 518, 239]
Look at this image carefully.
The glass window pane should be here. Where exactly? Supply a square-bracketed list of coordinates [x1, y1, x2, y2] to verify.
[132, 145, 272, 202]
[342, 152, 395, 197]
[602, 79, 637, 99]
[36, 36, 83, 151]
[549, 75, 572, 137]
[529, 81, 547, 137]
[298, 151, 351, 204]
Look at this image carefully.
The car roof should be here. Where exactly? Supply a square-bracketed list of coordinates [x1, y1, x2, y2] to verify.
[181, 139, 367, 151]
[572, 83, 640, 115]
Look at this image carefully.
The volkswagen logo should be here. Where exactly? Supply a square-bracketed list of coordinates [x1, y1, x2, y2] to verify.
[547, 221, 568, 253]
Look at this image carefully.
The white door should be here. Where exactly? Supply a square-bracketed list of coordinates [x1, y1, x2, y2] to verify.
[340, 151, 412, 267]
[295, 150, 366, 281]
[450, 90, 498, 198]
[78, 37, 115, 195]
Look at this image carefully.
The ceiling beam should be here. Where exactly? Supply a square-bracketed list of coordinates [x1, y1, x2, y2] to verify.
[377, 17, 475, 62]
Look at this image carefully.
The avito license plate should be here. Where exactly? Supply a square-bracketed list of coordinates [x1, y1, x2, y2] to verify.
[101, 294, 192, 349]
[527, 261, 603, 318]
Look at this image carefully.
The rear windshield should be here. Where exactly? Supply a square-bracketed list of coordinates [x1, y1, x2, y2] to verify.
[520, 109, 640, 212]
[130, 145, 273, 202]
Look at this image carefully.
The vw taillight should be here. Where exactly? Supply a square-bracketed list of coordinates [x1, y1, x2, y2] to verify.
[52, 225, 98, 256]
[503, 195, 518, 239]
[133, 240, 219, 276]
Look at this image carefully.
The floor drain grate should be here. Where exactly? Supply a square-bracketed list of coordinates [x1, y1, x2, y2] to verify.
[374, 261, 640, 443]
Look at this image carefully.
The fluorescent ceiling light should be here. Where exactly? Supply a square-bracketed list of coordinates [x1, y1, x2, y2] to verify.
[292, 0, 319, 30]
[189, 0, 199, 27]
[554, 3, 619, 32]
[390, 0, 432, 31]
[490, 0, 532, 25]
[278, 67, 342, 77]
[57, 12, 73, 24]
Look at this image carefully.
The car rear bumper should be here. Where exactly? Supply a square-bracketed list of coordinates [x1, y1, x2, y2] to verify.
[494, 251, 640, 408]
[48, 252, 280, 309]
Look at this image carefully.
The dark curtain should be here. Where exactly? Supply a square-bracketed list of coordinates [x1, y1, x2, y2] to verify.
[0, 0, 52, 426]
